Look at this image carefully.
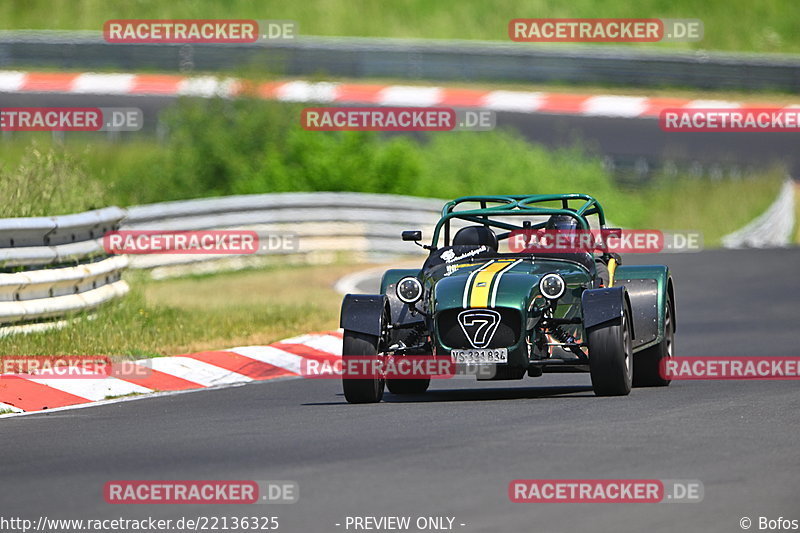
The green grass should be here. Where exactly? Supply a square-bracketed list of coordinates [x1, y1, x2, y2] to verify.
[0, 0, 797, 53]
[104, 392, 145, 400]
[0, 147, 107, 218]
[627, 175, 785, 245]
[0, 263, 358, 357]
[0, 96, 786, 245]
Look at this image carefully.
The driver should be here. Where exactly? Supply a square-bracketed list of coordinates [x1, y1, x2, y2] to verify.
[544, 214, 620, 287]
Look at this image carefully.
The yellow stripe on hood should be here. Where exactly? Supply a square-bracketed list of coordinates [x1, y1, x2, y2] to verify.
[469, 260, 516, 308]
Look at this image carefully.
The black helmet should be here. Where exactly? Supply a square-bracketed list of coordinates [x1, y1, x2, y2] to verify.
[545, 214, 579, 231]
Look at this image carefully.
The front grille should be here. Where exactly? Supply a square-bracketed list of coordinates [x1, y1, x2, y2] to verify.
[437, 308, 522, 349]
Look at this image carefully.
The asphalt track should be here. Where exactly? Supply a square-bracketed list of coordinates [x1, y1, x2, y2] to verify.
[2, 92, 798, 176]
[2, 248, 799, 533]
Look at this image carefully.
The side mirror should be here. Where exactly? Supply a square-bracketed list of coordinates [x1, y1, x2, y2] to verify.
[402, 230, 422, 242]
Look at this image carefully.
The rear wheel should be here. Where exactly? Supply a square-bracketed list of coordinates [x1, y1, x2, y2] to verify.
[342, 330, 386, 404]
[588, 307, 633, 396]
[387, 377, 430, 394]
[633, 296, 674, 387]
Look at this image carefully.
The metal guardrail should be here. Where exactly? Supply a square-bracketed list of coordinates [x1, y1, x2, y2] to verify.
[1, 31, 799, 92]
[722, 179, 796, 248]
[0, 206, 126, 267]
[0, 193, 449, 326]
[122, 192, 443, 272]
[0, 208, 128, 325]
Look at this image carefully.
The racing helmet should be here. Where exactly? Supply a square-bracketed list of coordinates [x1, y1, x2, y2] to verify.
[545, 214, 580, 232]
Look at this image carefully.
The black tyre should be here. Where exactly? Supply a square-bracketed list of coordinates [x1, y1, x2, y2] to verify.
[387, 377, 430, 395]
[633, 296, 674, 387]
[588, 307, 633, 396]
[342, 330, 385, 404]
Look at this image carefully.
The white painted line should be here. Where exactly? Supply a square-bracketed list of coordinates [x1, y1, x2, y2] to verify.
[275, 81, 340, 102]
[139, 356, 253, 387]
[228, 346, 306, 374]
[26, 374, 152, 402]
[0, 332, 348, 417]
[280, 334, 342, 355]
[378, 86, 443, 107]
[177, 76, 238, 97]
[0, 378, 292, 419]
[0, 71, 27, 92]
[684, 100, 741, 109]
[582, 95, 648, 117]
[71, 73, 135, 94]
[482, 91, 545, 112]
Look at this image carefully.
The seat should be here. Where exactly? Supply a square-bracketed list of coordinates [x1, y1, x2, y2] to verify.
[452, 225, 499, 252]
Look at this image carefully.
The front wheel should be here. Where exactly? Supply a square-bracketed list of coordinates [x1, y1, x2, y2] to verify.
[588, 307, 633, 396]
[342, 330, 385, 404]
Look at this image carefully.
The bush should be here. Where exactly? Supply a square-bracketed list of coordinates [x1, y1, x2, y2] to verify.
[0, 99, 784, 246]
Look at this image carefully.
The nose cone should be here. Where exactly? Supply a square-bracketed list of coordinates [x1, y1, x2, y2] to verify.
[434, 260, 540, 311]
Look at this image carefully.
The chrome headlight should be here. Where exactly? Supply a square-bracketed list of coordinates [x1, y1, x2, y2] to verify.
[539, 273, 566, 300]
[396, 276, 423, 304]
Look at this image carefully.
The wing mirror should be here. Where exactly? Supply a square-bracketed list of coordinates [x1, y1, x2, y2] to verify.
[402, 230, 422, 242]
[402, 230, 436, 251]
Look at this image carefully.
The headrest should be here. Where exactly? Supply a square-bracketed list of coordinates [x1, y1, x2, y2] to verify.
[452, 225, 498, 252]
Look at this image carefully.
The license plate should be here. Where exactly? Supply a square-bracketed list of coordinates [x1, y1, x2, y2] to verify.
[450, 348, 508, 364]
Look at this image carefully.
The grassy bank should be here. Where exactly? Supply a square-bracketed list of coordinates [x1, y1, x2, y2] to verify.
[0, 148, 107, 218]
[0, 263, 357, 357]
[0, 0, 797, 53]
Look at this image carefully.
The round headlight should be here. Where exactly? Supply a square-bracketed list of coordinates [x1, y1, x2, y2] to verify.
[539, 273, 566, 300]
[396, 276, 423, 304]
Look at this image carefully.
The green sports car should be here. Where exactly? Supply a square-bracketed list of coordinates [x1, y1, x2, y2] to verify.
[340, 194, 676, 403]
